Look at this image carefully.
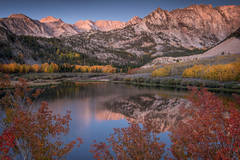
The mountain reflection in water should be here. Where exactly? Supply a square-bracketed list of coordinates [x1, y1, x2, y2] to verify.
[38, 83, 187, 159]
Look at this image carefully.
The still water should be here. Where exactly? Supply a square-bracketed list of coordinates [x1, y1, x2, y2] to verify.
[39, 83, 188, 160]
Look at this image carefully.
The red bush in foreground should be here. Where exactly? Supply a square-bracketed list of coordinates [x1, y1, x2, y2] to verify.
[90, 121, 165, 160]
[91, 88, 240, 160]
[0, 128, 15, 160]
[0, 75, 82, 160]
[1, 74, 239, 160]
[171, 88, 240, 159]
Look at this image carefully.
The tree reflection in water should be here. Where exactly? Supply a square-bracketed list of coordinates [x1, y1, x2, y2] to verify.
[92, 88, 240, 159]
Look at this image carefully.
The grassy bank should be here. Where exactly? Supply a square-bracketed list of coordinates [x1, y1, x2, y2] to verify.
[113, 76, 240, 94]
[1, 72, 240, 94]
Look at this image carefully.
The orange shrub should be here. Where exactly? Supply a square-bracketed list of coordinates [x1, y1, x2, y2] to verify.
[152, 67, 171, 77]
[31, 64, 40, 73]
[102, 65, 116, 73]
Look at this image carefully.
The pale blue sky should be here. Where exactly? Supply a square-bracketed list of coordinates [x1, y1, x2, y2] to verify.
[0, 0, 239, 23]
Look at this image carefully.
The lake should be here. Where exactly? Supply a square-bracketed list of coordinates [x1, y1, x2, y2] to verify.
[39, 82, 189, 159]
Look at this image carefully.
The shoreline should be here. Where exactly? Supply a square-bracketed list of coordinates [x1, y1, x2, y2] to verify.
[1, 72, 239, 94]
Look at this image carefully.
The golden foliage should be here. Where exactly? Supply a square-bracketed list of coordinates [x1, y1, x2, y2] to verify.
[31, 64, 40, 73]
[0, 63, 116, 74]
[152, 67, 171, 77]
[0, 63, 59, 73]
[74, 65, 116, 73]
[182, 60, 240, 81]
[40, 63, 59, 73]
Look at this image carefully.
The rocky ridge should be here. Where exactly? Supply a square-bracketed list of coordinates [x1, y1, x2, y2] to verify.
[142, 27, 240, 69]
[0, 5, 240, 65]
[106, 94, 191, 132]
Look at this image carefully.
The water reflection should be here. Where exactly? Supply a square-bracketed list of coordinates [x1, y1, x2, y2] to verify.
[39, 83, 188, 159]
[105, 93, 190, 132]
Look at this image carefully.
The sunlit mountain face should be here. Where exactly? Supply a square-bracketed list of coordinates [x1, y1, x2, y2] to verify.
[0, 4, 240, 65]
[1, 1, 240, 159]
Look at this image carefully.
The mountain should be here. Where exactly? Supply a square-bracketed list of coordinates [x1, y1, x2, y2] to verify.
[140, 5, 240, 48]
[0, 5, 240, 66]
[0, 14, 51, 37]
[0, 25, 146, 66]
[59, 5, 240, 65]
[141, 27, 240, 69]
[127, 16, 142, 25]
[74, 20, 126, 31]
[40, 16, 61, 23]
[40, 16, 80, 37]
[94, 20, 126, 31]
[0, 14, 73, 37]
[0, 25, 56, 64]
[0, 14, 130, 37]
[74, 20, 96, 31]
[199, 27, 240, 57]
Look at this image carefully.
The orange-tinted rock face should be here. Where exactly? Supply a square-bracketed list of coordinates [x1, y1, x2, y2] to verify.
[94, 20, 126, 31]
[8, 14, 30, 19]
[74, 20, 126, 31]
[127, 16, 142, 25]
[74, 20, 95, 31]
[0, 14, 52, 37]
[0, 5, 239, 47]
[40, 16, 79, 37]
[40, 16, 62, 23]
[142, 5, 240, 45]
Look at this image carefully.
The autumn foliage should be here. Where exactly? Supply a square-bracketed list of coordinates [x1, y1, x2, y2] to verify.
[152, 66, 171, 77]
[1, 73, 240, 159]
[40, 63, 59, 73]
[91, 88, 240, 160]
[182, 60, 240, 81]
[0, 75, 82, 160]
[0, 63, 116, 74]
[90, 120, 165, 160]
[0, 63, 59, 73]
[0, 128, 15, 160]
[74, 65, 116, 73]
[171, 88, 240, 159]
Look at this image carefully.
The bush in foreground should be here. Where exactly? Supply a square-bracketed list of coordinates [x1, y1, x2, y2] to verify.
[91, 88, 240, 160]
[0, 75, 82, 160]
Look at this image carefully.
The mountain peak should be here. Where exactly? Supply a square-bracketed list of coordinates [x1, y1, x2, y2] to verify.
[74, 20, 95, 31]
[40, 16, 62, 23]
[8, 14, 29, 19]
[127, 16, 142, 25]
[75, 19, 94, 24]
[186, 4, 213, 10]
[94, 20, 126, 31]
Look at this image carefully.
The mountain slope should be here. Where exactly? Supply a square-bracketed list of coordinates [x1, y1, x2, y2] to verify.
[0, 5, 240, 66]
[94, 20, 126, 31]
[60, 5, 240, 64]
[40, 16, 80, 36]
[139, 5, 240, 48]
[142, 27, 240, 68]
[74, 20, 96, 31]
[0, 26, 149, 66]
[62, 5, 240, 60]
[0, 14, 52, 37]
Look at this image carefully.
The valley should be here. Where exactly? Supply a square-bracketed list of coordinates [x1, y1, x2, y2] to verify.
[0, 2, 240, 160]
